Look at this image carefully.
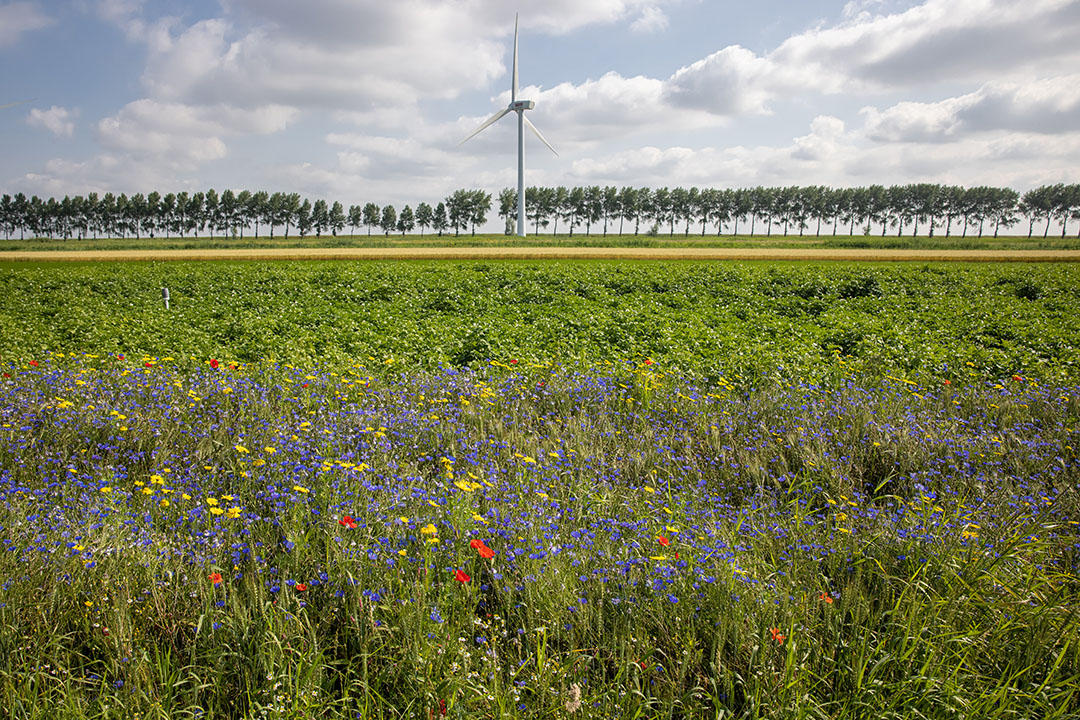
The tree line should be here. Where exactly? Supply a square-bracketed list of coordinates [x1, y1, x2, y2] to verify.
[2, 183, 1078, 240]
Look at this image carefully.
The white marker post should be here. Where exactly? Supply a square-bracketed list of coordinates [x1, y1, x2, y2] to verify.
[162, 287, 170, 310]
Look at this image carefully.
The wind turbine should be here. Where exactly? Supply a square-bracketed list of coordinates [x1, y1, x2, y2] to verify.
[460, 13, 557, 237]
[0, 99, 34, 110]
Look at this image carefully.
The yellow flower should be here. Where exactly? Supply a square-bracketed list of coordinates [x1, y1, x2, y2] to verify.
[293, 485, 309, 494]
[210, 507, 224, 515]
[420, 523, 437, 535]
[399, 516, 410, 524]
[234, 444, 249, 454]
[264, 446, 276, 454]
[100, 486, 112, 494]
[206, 497, 219, 506]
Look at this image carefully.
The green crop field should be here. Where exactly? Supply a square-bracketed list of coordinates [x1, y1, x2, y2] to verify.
[2, 260, 1079, 383]
[2, 260, 1079, 719]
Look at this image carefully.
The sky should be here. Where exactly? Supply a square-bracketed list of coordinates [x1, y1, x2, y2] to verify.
[2, 0, 1079, 226]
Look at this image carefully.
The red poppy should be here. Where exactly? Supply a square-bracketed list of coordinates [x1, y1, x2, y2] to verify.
[439, 698, 447, 716]
[770, 627, 786, 645]
[28, 360, 38, 367]
[943, 380, 951, 385]
[819, 592, 834, 604]
[470, 538, 494, 559]
[644, 358, 654, 365]
[1, 373, 9, 379]
[454, 569, 471, 583]
[145, 362, 152, 368]
[1012, 374, 1023, 382]
[657, 535, 670, 547]
[209, 358, 219, 369]
[295, 583, 307, 592]
[509, 359, 518, 364]
[338, 515, 357, 529]
[209, 572, 223, 585]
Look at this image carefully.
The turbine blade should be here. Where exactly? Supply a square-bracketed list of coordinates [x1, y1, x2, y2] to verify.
[512, 14, 519, 102]
[524, 115, 558, 156]
[459, 108, 512, 145]
[0, 99, 34, 110]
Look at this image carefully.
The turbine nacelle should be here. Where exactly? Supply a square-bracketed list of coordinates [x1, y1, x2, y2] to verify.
[510, 100, 535, 111]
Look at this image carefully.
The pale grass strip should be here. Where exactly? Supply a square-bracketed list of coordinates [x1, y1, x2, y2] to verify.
[2, 248, 1080, 262]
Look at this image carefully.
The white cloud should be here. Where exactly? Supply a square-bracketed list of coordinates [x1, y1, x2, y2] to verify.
[664, 45, 778, 115]
[26, 106, 77, 137]
[0, 1, 53, 47]
[97, 99, 297, 169]
[863, 75, 1080, 142]
[663, 0, 1080, 116]
[564, 112, 1080, 192]
[629, 6, 668, 34]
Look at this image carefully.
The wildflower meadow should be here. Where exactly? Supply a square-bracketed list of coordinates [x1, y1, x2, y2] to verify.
[1, 260, 1079, 719]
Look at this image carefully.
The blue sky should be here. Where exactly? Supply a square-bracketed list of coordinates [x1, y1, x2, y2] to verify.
[2, 0, 1079, 220]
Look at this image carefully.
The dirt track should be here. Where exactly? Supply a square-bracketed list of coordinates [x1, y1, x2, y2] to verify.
[2, 247, 1079, 262]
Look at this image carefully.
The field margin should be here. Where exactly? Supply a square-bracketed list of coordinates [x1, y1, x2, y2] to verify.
[3, 247, 1080, 262]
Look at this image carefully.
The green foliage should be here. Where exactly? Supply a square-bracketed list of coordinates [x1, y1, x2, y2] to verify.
[2, 261, 1079, 385]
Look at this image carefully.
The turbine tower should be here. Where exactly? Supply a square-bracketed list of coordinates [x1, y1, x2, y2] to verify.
[460, 13, 557, 237]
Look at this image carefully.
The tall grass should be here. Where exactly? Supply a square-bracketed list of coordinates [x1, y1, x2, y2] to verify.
[1, 354, 1078, 718]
